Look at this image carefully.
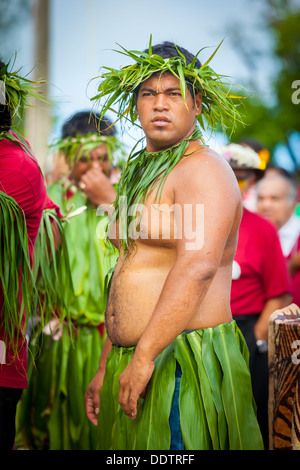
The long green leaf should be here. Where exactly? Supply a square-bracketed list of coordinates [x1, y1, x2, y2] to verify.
[0, 191, 35, 353]
[174, 334, 212, 450]
[211, 323, 264, 450]
[98, 346, 124, 449]
[187, 331, 220, 449]
[135, 344, 176, 450]
[202, 328, 229, 449]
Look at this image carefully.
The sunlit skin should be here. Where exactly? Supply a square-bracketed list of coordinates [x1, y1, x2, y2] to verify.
[85, 72, 243, 424]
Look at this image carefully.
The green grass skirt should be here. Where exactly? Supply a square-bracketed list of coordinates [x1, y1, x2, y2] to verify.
[97, 321, 264, 450]
[16, 324, 105, 449]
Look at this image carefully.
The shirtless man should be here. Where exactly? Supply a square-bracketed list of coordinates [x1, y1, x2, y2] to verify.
[85, 41, 263, 450]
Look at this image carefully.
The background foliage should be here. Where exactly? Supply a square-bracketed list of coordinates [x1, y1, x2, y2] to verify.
[229, 0, 300, 174]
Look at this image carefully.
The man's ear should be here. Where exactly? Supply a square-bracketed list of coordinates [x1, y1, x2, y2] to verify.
[194, 93, 202, 115]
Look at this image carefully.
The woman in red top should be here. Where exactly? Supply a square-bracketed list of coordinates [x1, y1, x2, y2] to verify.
[0, 59, 47, 450]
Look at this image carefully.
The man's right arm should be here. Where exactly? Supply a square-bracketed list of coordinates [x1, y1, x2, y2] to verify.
[85, 336, 112, 425]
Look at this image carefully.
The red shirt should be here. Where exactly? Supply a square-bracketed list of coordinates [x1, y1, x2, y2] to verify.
[0, 134, 46, 389]
[231, 208, 292, 317]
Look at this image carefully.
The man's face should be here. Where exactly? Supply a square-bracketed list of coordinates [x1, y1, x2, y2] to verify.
[70, 143, 111, 182]
[256, 177, 295, 229]
[135, 72, 202, 152]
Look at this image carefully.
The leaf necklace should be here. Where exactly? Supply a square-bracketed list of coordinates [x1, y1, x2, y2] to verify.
[112, 126, 203, 254]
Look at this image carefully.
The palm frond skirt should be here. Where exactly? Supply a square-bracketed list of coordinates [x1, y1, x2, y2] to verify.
[97, 321, 264, 450]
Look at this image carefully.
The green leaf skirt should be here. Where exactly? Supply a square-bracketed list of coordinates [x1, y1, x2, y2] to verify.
[97, 321, 264, 450]
[17, 324, 105, 450]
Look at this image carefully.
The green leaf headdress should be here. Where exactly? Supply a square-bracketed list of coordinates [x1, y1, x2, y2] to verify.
[91, 35, 246, 136]
[0, 55, 48, 151]
[49, 131, 126, 168]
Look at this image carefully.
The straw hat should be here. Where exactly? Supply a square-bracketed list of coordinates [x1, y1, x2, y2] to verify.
[220, 143, 265, 180]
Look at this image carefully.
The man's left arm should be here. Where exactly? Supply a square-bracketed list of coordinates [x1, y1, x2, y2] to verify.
[118, 153, 241, 419]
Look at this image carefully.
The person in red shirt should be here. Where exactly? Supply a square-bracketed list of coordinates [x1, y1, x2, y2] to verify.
[256, 172, 300, 308]
[0, 59, 47, 449]
[220, 143, 292, 449]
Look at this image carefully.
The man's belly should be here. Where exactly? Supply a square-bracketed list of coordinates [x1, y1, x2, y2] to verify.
[106, 267, 170, 347]
[105, 253, 233, 347]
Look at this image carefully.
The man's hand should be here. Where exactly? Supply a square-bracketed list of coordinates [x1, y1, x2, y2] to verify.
[118, 356, 155, 420]
[79, 165, 116, 207]
[85, 368, 104, 426]
[85, 337, 112, 425]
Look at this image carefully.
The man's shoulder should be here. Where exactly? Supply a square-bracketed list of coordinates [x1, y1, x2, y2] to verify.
[174, 143, 237, 186]
[178, 143, 230, 170]
[185, 142, 221, 159]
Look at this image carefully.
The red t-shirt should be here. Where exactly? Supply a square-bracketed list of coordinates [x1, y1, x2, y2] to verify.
[0, 134, 46, 389]
[231, 208, 292, 317]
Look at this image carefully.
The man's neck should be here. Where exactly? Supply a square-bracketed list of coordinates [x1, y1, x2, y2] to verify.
[145, 126, 197, 153]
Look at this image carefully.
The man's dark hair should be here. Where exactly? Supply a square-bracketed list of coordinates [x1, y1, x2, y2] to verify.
[62, 111, 116, 138]
[0, 59, 12, 132]
[135, 41, 202, 99]
[150, 41, 201, 68]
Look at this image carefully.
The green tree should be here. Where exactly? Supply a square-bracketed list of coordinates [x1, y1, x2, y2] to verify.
[229, 0, 300, 171]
